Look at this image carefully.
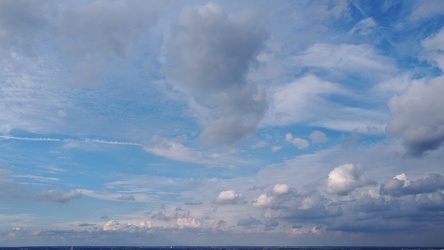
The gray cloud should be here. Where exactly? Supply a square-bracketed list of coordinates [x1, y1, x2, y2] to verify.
[387, 76, 444, 156]
[35, 189, 82, 203]
[58, 0, 160, 85]
[117, 194, 135, 201]
[264, 219, 279, 231]
[330, 190, 444, 235]
[237, 216, 262, 228]
[380, 173, 444, 196]
[184, 200, 202, 206]
[168, 3, 268, 145]
[265, 190, 342, 223]
[0, 0, 161, 85]
[0, 169, 17, 197]
[0, 0, 53, 57]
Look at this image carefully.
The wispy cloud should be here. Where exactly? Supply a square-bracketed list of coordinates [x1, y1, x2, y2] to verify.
[0, 134, 141, 147]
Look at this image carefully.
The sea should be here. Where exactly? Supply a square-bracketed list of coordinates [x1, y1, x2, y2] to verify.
[0, 247, 443, 250]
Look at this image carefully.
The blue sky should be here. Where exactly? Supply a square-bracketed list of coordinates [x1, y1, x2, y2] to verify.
[1, 0, 444, 246]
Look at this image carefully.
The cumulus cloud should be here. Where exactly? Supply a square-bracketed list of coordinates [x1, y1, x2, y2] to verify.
[168, 2, 268, 145]
[252, 194, 274, 208]
[290, 226, 322, 235]
[35, 189, 82, 203]
[326, 163, 374, 195]
[176, 217, 201, 228]
[285, 133, 309, 149]
[102, 220, 150, 232]
[213, 190, 243, 204]
[387, 76, 444, 156]
[273, 184, 290, 195]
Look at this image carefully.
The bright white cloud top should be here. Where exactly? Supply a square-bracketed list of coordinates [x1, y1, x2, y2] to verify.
[0, 0, 444, 247]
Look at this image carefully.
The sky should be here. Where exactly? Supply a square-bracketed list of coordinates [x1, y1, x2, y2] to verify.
[1, 0, 444, 247]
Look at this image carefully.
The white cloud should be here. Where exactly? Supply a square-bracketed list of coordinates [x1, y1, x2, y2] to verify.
[350, 17, 376, 35]
[266, 75, 342, 126]
[12, 174, 59, 183]
[387, 76, 444, 156]
[290, 226, 322, 236]
[266, 74, 387, 133]
[144, 136, 207, 164]
[409, 0, 444, 20]
[102, 220, 121, 231]
[252, 194, 274, 208]
[273, 184, 290, 195]
[286, 133, 309, 149]
[295, 43, 396, 78]
[326, 163, 374, 195]
[300, 196, 320, 210]
[176, 217, 201, 228]
[102, 220, 151, 232]
[310, 130, 328, 144]
[0, 57, 71, 133]
[422, 28, 444, 71]
[213, 190, 243, 204]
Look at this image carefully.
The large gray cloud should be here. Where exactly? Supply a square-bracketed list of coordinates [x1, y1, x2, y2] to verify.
[380, 173, 444, 196]
[168, 3, 268, 145]
[387, 76, 444, 156]
[0, 0, 53, 57]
